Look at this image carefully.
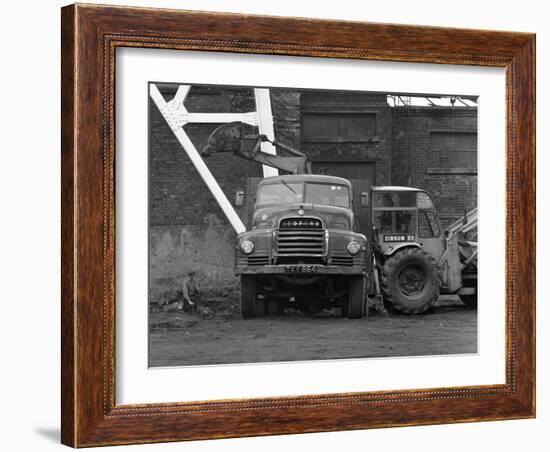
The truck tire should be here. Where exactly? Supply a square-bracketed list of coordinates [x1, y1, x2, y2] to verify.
[347, 276, 366, 318]
[240, 275, 257, 318]
[380, 248, 440, 314]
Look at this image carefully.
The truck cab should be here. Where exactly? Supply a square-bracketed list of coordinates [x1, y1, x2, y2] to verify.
[235, 174, 368, 318]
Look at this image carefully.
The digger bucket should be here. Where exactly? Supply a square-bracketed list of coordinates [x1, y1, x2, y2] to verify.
[201, 122, 250, 156]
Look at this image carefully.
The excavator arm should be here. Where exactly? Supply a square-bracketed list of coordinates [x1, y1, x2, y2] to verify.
[201, 122, 312, 175]
[440, 207, 478, 292]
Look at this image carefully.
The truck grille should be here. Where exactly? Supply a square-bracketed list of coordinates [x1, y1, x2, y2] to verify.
[276, 218, 325, 256]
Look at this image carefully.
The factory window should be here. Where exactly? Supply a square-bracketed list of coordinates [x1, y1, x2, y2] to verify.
[302, 112, 376, 142]
[429, 131, 477, 169]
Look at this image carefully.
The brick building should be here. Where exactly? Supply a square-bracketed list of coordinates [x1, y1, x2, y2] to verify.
[148, 84, 477, 305]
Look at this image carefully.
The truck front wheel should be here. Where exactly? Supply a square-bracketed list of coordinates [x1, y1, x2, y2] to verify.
[347, 276, 366, 318]
[240, 275, 258, 318]
[380, 248, 441, 314]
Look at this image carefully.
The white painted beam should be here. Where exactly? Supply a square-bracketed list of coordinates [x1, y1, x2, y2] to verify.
[172, 85, 191, 105]
[176, 112, 258, 126]
[254, 88, 279, 177]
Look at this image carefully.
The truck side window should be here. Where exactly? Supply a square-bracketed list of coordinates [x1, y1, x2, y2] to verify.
[419, 210, 440, 238]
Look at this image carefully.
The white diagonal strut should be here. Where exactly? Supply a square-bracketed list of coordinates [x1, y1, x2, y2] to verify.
[254, 88, 278, 177]
[150, 84, 246, 233]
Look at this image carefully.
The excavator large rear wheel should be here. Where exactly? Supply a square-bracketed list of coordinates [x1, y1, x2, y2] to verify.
[380, 248, 441, 314]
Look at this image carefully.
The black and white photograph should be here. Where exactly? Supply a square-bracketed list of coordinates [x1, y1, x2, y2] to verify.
[147, 82, 479, 367]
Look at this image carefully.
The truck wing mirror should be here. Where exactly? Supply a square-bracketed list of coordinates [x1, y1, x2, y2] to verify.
[360, 191, 369, 207]
[235, 190, 245, 207]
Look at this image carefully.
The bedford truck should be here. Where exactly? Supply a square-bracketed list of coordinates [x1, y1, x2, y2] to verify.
[234, 174, 368, 318]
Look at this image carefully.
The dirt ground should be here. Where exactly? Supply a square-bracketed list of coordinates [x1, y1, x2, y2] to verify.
[148, 296, 477, 367]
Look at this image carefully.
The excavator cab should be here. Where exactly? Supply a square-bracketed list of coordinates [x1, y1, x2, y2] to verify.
[370, 188, 444, 261]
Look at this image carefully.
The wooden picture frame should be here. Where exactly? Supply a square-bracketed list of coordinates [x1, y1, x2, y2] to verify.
[61, 3, 535, 447]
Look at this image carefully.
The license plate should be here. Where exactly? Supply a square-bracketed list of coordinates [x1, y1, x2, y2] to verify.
[283, 265, 319, 273]
[383, 234, 415, 242]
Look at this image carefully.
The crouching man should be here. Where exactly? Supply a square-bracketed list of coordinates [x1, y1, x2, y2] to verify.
[182, 270, 200, 312]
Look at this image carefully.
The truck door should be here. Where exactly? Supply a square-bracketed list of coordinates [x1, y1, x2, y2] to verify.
[238, 177, 263, 229]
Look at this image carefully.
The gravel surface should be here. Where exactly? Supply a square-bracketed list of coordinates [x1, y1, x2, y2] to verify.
[148, 296, 477, 367]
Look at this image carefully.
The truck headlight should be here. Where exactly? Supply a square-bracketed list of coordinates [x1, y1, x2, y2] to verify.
[240, 240, 255, 254]
[346, 241, 361, 255]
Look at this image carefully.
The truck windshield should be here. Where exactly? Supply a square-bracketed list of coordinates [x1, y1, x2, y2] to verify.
[305, 183, 349, 208]
[257, 182, 350, 207]
[257, 182, 303, 205]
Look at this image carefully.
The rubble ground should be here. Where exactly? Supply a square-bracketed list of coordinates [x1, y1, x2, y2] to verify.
[148, 295, 477, 367]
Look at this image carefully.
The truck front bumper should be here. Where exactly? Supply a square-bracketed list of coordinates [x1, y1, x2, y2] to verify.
[235, 264, 366, 276]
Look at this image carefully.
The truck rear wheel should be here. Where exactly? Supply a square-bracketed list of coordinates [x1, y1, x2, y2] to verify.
[380, 248, 440, 314]
[240, 275, 258, 318]
[347, 276, 366, 318]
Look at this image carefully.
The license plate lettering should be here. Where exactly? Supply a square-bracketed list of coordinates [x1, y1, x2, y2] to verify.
[383, 234, 415, 242]
[283, 265, 319, 273]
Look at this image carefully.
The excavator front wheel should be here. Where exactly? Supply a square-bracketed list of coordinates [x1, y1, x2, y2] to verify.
[380, 248, 441, 314]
